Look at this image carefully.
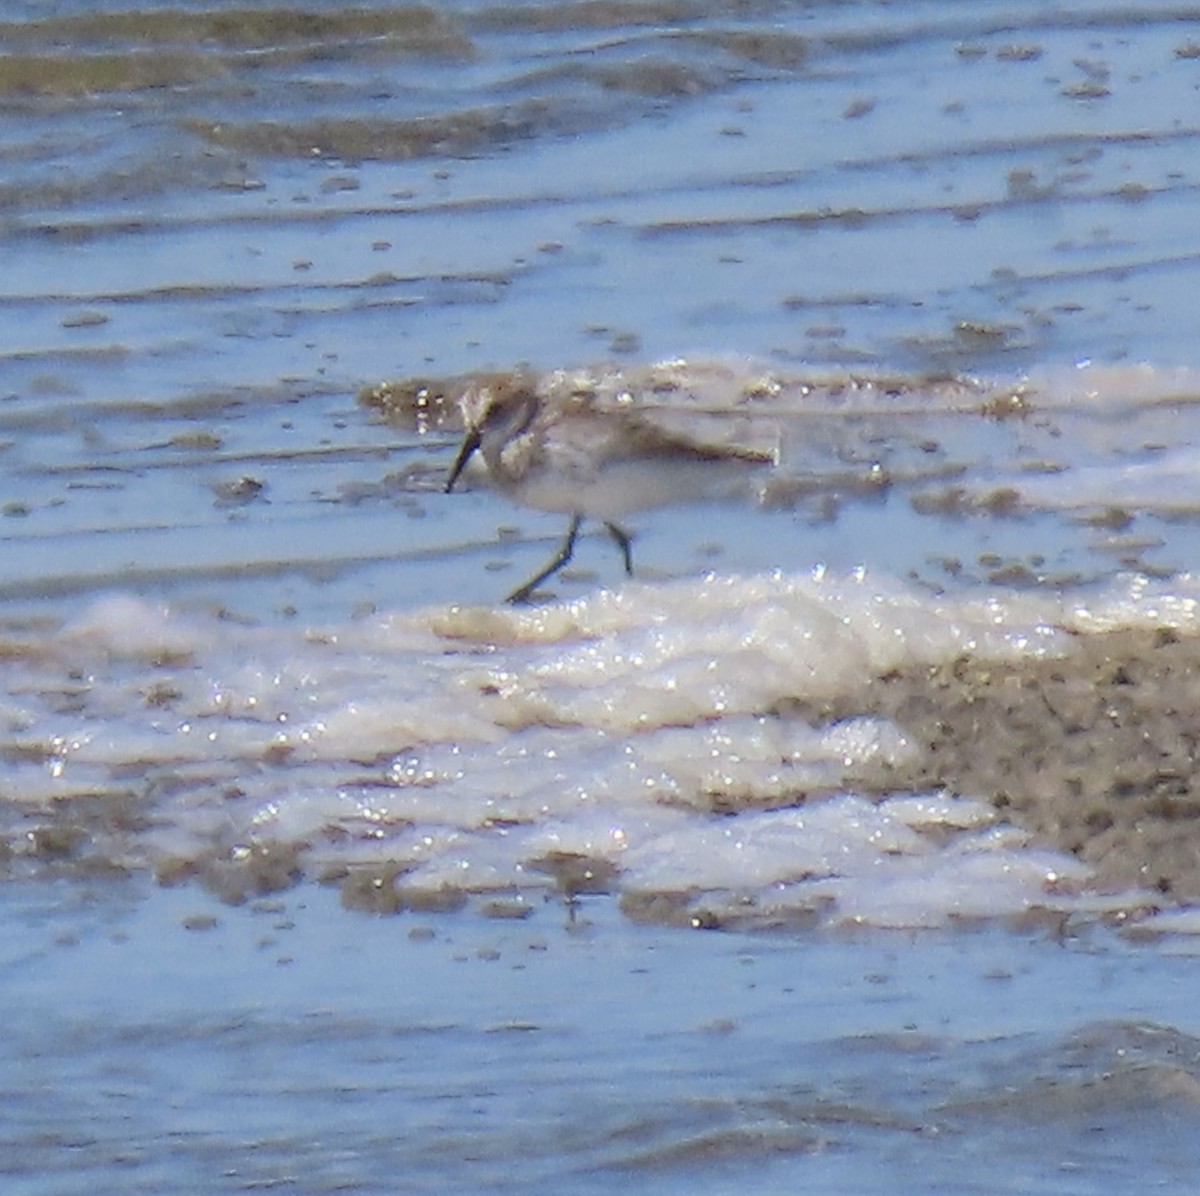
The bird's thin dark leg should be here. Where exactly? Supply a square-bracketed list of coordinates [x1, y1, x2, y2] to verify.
[506, 514, 582, 604]
[604, 522, 634, 576]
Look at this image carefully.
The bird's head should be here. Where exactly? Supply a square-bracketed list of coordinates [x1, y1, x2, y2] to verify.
[445, 380, 540, 492]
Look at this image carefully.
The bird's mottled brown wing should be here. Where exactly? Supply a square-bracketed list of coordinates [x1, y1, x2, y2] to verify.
[595, 404, 777, 467]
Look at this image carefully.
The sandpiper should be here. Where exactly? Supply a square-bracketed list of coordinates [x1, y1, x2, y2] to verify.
[445, 376, 771, 603]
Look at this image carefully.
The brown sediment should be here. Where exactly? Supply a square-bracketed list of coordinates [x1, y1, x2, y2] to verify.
[791, 626, 1200, 901]
[156, 839, 305, 904]
[360, 365, 1022, 429]
[0, 52, 224, 96]
[0, 9, 472, 55]
[183, 107, 558, 162]
[0, 9, 472, 97]
[469, 0, 774, 33]
[359, 370, 535, 431]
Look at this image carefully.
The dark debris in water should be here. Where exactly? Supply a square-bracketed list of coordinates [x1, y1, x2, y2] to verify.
[528, 850, 620, 897]
[211, 475, 267, 508]
[334, 863, 470, 916]
[157, 839, 305, 906]
[338, 862, 411, 915]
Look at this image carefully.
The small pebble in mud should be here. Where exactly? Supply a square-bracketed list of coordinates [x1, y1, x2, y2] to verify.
[182, 913, 220, 932]
[1061, 80, 1110, 100]
[320, 174, 360, 193]
[170, 431, 223, 451]
[406, 887, 469, 914]
[1078, 507, 1134, 530]
[340, 866, 406, 914]
[212, 476, 266, 507]
[199, 841, 305, 905]
[995, 44, 1043, 61]
[26, 825, 87, 860]
[60, 309, 109, 329]
[478, 898, 534, 921]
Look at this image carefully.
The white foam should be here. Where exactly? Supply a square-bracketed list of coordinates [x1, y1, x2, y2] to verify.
[621, 799, 926, 892]
[60, 593, 204, 661]
[7, 568, 1200, 927]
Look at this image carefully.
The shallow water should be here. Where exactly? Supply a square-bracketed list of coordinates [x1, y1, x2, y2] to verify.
[5, 0, 1200, 1190]
[6, 879, 1200, 1195]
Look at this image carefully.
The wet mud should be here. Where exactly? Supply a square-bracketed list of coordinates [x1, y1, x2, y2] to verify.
[804, 626, 1200, 903]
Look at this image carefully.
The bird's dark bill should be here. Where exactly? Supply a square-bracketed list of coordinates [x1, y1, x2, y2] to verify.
[445, 428, 482, 493]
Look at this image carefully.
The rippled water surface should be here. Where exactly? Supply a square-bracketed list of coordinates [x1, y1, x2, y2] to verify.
[6, 0, 1200, 1191]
